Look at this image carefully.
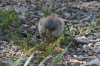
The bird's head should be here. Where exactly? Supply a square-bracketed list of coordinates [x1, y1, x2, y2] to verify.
[45, 19, 58, 33]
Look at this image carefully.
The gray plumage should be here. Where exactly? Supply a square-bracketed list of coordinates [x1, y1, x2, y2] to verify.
[38, 14, 64, 37]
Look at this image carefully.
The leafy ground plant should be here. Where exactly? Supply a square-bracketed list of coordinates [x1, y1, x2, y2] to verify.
[10, 32, 36, 51]
[96, 17, 100, 25]
[10, 46, 36, 66]
[10, 34, 65, 66]
[10, 25, 75, 66]
[0, 8, 17, 30]
[50, 42, 71, 66]
[42, 6, 51, 16]
[80, 22, 96, 35]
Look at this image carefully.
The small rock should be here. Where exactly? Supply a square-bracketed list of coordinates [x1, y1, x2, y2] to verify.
[31, 35, 37, 42]
[22, 24, 28, 27]
[74, 36, 90, 44]
[30, 25, 36, 29]
[64, 12, 71, 19]
[83, 45, 90, 51]
[92, 32, 100, 38]
[93, 42, 100, 53]
[73, 55, 78, 57]
[87, 58, 100, 66]
[88, 43, 94, 47]
[18, 15, 26, 19]
[38, 12, 44, 17]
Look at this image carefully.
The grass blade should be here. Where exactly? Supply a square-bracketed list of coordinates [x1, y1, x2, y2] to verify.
[38, 55, 50, 66]
[10, 47, 35, 66]
[38, 48, 54, 66]
[50, 42, 71, 66]
[23, 53, 34, 66]
[10, 57, 22, 66]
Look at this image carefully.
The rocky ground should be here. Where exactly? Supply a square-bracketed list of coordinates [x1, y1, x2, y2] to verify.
[0, 0, 100, 66]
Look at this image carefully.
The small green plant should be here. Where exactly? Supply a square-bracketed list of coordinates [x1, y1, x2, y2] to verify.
[68, 26, 76, 37]
[10, 47, 35, 66]
[10, 26, 75, 66]
[23, 53, 34, 66]
[86, 22, 96, 34]
[96, 17, 100, 25]
[0, 8, 17, 29]
[10, 57, 22, 66]
[80, 22, 96, 35]
[64, 26, 76, 44]
[0, 61, 5, 66]
[42, 6, 51, 16]
[11, 34, 65, 66]
[39, 33, 73, 66]
[50, 42, 71, 66]
[11, 32, 32, 50]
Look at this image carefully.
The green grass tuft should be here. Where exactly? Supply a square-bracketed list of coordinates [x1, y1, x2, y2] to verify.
[96, 17, 100, 25]
[42, 7, 51, 16]
[0, 8, 17, 30]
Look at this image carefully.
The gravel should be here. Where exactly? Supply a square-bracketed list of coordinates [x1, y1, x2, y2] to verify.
[0, 0, 100, 66]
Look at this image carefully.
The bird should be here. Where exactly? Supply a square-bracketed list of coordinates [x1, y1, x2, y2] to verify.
[38, 14, 64, 38]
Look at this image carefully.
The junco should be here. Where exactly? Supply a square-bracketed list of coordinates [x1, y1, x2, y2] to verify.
[38, 14, 64, 37]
